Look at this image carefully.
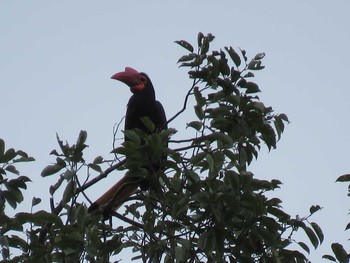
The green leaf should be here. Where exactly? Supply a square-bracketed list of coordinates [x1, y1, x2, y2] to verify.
[322, 255, 337, 261]
[2, 148, 16, 163]
[41, 164, 64, 177]
[345, 222, 350, 231]
[298, 242, 310, 254]
[141, 116, 155, 133]
[224, 46, 241, 67]
[210, 132, 234, 147]
[248, 59, 265, 70]
[336, 174, 350, 182]
[62, 180, 76, 204]
[16, 210, 63, 226]
[5, 165, 19, 175]
[76, 130, 87, 147]
[331, 243, 349, 263]
[50, 175, 65, 195]
[93, 156, 103, 164]
[309, 205, 322, 215]
[124, 130, 141, 145]
[254, 52, 266, 60]
[245, 82, 261, 93]
[88, 163, 102, 173]
[31, 197, 41, 207]
[174, 40, 194, 52]
[194, 86, 206, 107]
[0, 139, 5, 158]
[302, 225, 319, 249]
[197, 32, 204, 47]
[175, 246, 186, 262]
[311, 222, 324, 243]
[205, 154, 215, 172]
[187, 121, 202, 131]
[190, 152, 207, 165]
[177, 53, 196, 63]
[194, 105, 205, 120]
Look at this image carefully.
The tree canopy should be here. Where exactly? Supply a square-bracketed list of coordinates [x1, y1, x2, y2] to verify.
[0, 33, 349, 263]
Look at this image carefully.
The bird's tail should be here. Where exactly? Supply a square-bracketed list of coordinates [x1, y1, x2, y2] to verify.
[88, 175, 140, 217]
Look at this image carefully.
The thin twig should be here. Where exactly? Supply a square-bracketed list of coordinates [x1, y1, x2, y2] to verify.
[166, 78, 199, 124]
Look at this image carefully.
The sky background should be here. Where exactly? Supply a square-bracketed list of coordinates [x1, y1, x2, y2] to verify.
[1, 1, 350, 261]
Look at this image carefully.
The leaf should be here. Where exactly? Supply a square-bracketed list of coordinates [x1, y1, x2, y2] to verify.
[174, 40, 194, 52]
[62, 180, 76, 204]
[41, 164, 64, 177]
[302, 225, 319, 249]
[297, 242, 310, 254]
[190, 152, 207, 165]
[187, 121, 202, 131]
[2, 148, 16, 163]
[254, 52, 266, 60]
[205, 154, 215, 172]
[197, 32, 204, 47]
[194, 86, 206, 107]
[49, 175, 65, 196]
[76, 130, 87, 147]
[322, 255, 336, 261]
[0, 139, 5, 157]
[311, 222, 324, 243]
[248, 60, 265, 70]
[177, 53, 196, 63]
[124, 130, 141, 145]
[245, 82, 261, 93]
[309, 205, 322, 215]
[224, 46, 241, 67]
[210, 132, 234, 147]
[345, 222, 350, 231]
[331, 243, 349, 263]
[16, 210, 63, 226]
[141, 116, 155, 133]
[93, 156, 103, 164]
[336, 174, 350, 182]
[31, 197, 41, 207]
[5, 165, 19, 175]
[194, 105, 205, 120]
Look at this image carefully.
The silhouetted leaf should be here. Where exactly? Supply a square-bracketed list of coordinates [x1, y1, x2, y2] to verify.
[311, 222, 324, 243]
[336, 174, 350, 182]
[187, 121, 202, 131]
[177, 53, 196, 63]
[245, 82, 261, 93]
[225, 46, 241, 67]
[41, 164, 64, 177]
[254, 52, 265, 60]
[309, 205, 321, 215]
[302, 225, 319, 249]
[175, 40, 194, 52]
[0, 139, 4, 157]
[31, 197, 41, 207]
[331, 243, 349, 263]
[322, 254, 336, 261]
[197, 32, 204, 47]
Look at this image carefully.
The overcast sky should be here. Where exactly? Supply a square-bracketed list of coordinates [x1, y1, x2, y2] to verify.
[1, 1, 350, 261]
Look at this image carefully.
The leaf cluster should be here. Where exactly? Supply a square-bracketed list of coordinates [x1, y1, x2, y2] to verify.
[0, 33, 326, 263]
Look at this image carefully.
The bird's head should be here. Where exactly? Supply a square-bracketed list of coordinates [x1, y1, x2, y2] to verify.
[111, 67, 152, 94]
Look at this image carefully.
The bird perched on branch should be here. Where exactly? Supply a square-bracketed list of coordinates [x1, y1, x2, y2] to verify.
[88, 67, 167, 217]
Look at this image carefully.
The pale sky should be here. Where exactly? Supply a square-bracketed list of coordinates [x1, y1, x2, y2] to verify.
[1, 1, 350, 261]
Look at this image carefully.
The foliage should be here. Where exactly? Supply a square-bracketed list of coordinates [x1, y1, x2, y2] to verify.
[322, 174, 350, 263]
[0, 33, 326, 262]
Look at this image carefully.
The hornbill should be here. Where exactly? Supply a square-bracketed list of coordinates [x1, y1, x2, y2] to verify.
[88, 67, 167, 216]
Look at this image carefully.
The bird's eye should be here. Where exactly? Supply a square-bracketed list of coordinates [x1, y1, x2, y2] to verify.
[139, 76, 147, 83]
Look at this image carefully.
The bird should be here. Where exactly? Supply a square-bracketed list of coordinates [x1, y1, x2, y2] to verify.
[88, 67, 167, 217]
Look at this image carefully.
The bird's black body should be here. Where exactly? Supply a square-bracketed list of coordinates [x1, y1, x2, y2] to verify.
[125, 73, 167, 135]
[88, 68, 166, 216]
